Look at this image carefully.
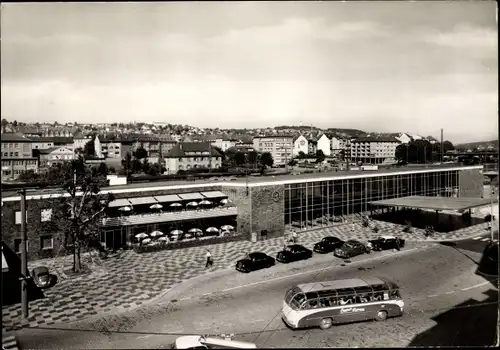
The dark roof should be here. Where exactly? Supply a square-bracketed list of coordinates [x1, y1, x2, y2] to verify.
[38, 146, 73, 154]
[30, 136, 74, 144]
[352, 136, 400, 143]
[164, 142, 222, 158]
[253, 135, 294, 139]
[1, 133, 33, 142]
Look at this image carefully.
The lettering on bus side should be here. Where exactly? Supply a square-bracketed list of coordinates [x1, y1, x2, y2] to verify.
[340, 307, 365, 314]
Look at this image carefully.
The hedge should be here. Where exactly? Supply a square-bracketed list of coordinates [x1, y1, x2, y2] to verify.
[133, 234, 245, 254]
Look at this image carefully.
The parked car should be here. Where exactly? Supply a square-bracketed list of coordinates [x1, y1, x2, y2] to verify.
[334, 240, 370, 259]
[31, 266, 55, 289]
[477, 241, 499, 276]
[369, 236, 405, 251]
[235, 252, 275, 273]
[313, 236, 345, 254]
[276, 244, 313, 263]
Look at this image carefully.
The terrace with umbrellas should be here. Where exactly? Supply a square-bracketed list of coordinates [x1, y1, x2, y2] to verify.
[99, 191, 238, 250]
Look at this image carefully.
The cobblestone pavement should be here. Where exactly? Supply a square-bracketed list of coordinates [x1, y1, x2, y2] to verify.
[2, 213, 493, 331]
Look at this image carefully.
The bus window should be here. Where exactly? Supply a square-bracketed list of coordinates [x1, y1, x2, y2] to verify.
[305, 292, 318, 301]
[354, 286, 373, 304]
[285, 287, 302, 304]
[371, 292, 384, 301]
[303, 299, 319, 309]
[290, 293, 306, 309]
[338, 296, 354, 305]
[390, 290, 401, 299]
[319, 297, 336, 307]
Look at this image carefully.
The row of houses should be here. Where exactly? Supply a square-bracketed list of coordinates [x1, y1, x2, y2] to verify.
[1, 130, 439, 181]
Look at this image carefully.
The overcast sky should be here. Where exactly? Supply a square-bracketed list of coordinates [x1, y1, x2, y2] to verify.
[1, 1, 497, 142]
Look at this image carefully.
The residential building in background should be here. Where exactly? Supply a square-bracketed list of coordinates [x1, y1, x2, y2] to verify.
[253, 135, 294, 166]
[38, 146, 76, 168]
[350, 136, 400, 164]
[307, 137, 318, 155]
[316, 134, 332, 156]
[163, 142, 223, 174]
[1, 133, 38, 180]
[211, 138, 237, 152]
[293, 135, 308, 156]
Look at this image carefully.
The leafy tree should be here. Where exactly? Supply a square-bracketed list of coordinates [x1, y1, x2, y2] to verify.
[142, 158, 151, 174]
[131, 158, 143, 173]
[134, 147, 148, 159]
[260, 152, 274, 167]
[443, 140, 455, 152]
[148, 163, 161, 176]
[97, 162, 109, 176]
[17, 169, 41, 182]
[247, 151, 259, 166]
[121, 152, 133, 176]
[297, 151, 306, 159]
[288, 159, 298, 166]
[12, 120, 18, 127]
[84, 140, 95, 158]
[315, 150, 326, 163]
[395, 144, 408, 164]
[109, 166, 116, 174]
[1, 118, 8, 132]
[234, 152, 246, 166]
[52, 156, 114, 273]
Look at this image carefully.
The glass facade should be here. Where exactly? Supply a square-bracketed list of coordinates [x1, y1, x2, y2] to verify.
[284, 170, 460, 231]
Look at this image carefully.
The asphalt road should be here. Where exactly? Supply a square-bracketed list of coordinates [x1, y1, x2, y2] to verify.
[15, 237, 498, 349]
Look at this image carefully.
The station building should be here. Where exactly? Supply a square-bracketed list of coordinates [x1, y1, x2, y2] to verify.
[0, 165, 484, 261]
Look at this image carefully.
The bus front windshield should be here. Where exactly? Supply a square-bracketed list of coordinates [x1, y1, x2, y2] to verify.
[289, 293, 306, 310]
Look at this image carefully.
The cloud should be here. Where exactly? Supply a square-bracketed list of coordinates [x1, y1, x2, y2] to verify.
[208, 18, 389, 47]
[420, 23, 497, 51]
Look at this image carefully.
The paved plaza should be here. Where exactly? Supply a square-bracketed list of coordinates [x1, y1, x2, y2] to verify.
[2, 213, 495, 331]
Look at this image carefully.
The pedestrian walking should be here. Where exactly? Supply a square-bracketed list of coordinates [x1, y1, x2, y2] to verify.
[292, 231, 298, 243]
[205, 249, 213, 268]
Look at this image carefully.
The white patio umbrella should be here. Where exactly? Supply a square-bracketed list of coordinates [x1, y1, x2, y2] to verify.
[188, 228, 203, 234]
[135, 232, 149, 239]
[220, 225, 234, 231]
[199, 200, 212, 206]
[170, 229, 183, 236]
[170, 203, 182, 207]
[206, 227, 219, 233]
[119, 206, 132, 212]
[142, 238, 152, 245]
[158, 236, 169, 242]
[149, 230, 163, 237]
[150, 203, 163, 210]
[186, 201, 199, 207]
[220, 199, 229, 205]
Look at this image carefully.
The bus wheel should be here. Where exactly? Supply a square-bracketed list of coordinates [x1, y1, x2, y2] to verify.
[375, 310, 388, 321]
[319, 318, 333, 330]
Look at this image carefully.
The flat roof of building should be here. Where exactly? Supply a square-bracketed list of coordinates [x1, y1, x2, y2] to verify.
[1, 164, 483, 201]
[371, 195, 493, 211]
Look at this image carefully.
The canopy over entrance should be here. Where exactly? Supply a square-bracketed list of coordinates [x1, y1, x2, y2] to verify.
[370, 196, 492, 211]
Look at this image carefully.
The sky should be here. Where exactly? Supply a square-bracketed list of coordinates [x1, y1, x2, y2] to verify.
[1, 1, 497, 143]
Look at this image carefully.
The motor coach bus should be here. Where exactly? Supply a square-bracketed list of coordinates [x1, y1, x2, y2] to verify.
[282, 277, 404, 330]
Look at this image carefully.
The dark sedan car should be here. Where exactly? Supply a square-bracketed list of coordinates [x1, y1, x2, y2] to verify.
[369, 236, 405, 251]
[313, 236, 345, 254]
[235, 252, 275, 273]
[334, 240, 370, 259]
[276, 244, 313, 263]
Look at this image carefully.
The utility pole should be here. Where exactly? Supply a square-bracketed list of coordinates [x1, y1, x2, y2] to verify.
[440, 128, 444, 164]
[19, 188, 29, 320]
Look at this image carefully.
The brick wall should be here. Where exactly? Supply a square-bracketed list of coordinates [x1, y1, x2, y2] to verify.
[1, 198, 65, 260]
[459, 168, 484, 197]
[249, 185, 285, 239]
[220, 186, 251, 239]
